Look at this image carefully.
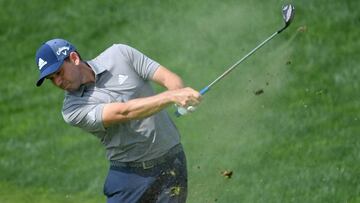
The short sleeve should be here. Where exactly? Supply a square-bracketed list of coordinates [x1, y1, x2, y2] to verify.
[116, 44, 160, 80]
[62, 99, 106, 134]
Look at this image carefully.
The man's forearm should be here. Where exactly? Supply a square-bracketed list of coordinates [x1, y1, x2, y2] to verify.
[102, 91, 172, 127]
[152, 65, 184, 90]
[102, 88, 200, 127]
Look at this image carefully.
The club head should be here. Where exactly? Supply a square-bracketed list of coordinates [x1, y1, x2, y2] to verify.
[277, 4, 295, 33]
[282, 4, 295, 26]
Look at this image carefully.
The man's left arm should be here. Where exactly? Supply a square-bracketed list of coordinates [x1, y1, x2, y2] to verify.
[151, 65, 185, 90]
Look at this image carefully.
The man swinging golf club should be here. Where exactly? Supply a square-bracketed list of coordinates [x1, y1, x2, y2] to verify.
[34, 4, 294, 203]
[35, 39, 201, 203]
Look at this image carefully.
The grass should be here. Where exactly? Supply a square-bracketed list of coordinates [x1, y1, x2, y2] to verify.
[1, 0, 359, 202]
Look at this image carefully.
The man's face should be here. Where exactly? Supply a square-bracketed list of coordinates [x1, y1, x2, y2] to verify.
[46, 60, 82, 92]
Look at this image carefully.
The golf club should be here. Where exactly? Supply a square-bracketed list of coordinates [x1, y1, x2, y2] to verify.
[176, 4, 295, 116]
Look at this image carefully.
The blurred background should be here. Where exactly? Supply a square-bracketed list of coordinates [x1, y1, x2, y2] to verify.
[0, 0, 359, 202]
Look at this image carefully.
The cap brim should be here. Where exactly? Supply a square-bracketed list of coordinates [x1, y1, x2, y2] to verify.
[36, 61, 64, 86]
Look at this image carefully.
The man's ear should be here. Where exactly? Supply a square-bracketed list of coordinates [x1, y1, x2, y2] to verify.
[69, 52, 81, 65]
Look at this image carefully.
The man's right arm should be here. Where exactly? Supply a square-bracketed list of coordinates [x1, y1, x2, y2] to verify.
[102, 87, 200, 128]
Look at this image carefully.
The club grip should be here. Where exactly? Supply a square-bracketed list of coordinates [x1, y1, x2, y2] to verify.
[199, 86, 210, 95]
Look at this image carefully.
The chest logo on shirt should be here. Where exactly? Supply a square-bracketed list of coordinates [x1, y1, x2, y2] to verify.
[118, 74, 128, 85]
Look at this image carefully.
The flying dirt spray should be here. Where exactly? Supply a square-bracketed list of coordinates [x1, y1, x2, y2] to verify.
[176, 4, 295, 116]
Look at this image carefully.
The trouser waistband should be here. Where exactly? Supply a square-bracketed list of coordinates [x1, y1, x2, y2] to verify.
[110, 144, 183, 170]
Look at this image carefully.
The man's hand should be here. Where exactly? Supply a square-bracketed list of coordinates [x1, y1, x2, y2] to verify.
[167, 87, 201, 108]
[151, 66, 201, 116]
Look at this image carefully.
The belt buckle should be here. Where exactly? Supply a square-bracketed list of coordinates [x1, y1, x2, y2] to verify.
[142, 161, 154, 169]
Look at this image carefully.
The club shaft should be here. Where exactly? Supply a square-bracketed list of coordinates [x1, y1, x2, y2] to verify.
[201, 31, 279, 95]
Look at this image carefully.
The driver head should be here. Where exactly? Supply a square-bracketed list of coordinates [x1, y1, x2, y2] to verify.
[282, 4, 295, 26]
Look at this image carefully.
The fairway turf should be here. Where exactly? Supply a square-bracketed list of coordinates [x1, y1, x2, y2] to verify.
[1, 0, 359, 202]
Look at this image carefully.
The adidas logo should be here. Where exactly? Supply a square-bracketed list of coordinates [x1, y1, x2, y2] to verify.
[118, 74, 128, 85]
[38, 58, 47, 70]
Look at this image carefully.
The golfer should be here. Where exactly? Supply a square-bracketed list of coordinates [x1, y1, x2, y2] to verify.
[35, 38, 201, 203]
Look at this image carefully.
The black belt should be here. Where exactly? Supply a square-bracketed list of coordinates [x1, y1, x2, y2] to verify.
[110, 145, 183, 170]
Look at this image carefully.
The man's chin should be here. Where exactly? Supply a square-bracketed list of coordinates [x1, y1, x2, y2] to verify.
[63, 84, 80, 92]
[65, 87, 79, 92]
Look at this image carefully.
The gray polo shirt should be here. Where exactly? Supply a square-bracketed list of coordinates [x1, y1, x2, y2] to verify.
[62, 44, 181, 162]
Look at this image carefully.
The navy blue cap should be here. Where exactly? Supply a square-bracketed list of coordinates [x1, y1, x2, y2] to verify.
[35, 39, 76, 86]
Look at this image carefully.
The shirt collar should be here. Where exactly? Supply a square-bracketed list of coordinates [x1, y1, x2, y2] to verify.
[87, 60, 107, 78]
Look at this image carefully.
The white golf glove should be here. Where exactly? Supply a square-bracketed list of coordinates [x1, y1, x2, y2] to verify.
[175, 105, 197, 116]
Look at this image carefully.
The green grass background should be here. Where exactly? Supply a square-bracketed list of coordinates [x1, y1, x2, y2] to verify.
[1, 0, 359, 202]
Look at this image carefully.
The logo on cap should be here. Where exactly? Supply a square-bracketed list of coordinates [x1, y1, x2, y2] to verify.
[56, 46, 70, 56]
[38, 58, 47, 70]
